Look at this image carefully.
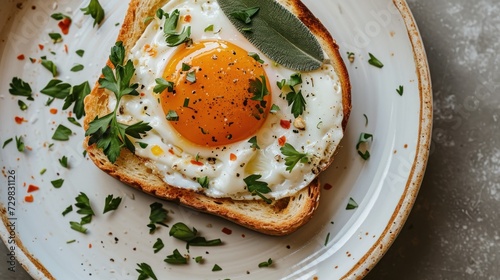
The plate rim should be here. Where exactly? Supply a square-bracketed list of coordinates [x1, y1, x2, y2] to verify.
[341, 0, 433, 278]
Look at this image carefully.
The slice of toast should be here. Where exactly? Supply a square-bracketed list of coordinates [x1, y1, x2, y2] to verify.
[83, 0, 351, 236]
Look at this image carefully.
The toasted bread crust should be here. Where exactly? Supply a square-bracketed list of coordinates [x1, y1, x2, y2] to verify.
[83, 0, 350, 236]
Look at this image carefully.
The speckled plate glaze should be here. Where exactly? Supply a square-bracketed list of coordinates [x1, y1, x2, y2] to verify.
[0, 0, 431, 279]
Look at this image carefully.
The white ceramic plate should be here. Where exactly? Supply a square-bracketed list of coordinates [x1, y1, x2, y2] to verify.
[0, 0, 431, 279]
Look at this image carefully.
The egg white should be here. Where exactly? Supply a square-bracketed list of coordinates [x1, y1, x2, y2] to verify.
[112, 0, 344, 200]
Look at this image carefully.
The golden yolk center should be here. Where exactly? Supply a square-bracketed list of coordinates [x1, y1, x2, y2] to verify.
[160, 41, 271, 147]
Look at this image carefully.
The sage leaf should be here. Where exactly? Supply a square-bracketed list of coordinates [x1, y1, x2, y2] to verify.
[218, 0, 324, 71]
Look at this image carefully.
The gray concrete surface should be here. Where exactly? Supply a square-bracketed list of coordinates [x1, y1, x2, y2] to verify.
[2, 0, 499, 279]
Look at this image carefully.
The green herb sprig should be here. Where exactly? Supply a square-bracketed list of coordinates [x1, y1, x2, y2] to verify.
[280, 143, 309, 172]
[81, 0, 105, 27]
[243, 174, 272, 204]
[85, 42, 152, 163]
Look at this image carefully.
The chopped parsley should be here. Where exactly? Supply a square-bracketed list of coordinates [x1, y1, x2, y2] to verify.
[346, 197, 358, 210]
[103, 194, 122, 214]
[70, 64, 84, 72]
[164, 249, 188, 265]
[248, 136, 260, 149]
[41, 56, 58, 77]
[15, 136, 25, 152]
[280, 143, 309, 172]
[396, 85, 404, 96]
[278, 73, 306, 117]
[204, 24, 214, 32]
[248, 75, 269, 101]
[136, 263, 158, 280]
[3, 138, 13, 149]
[51, 13, 71, 21]
[52, 124, 72, 141]
[258, 258, 273, 268]
[48, 33, 62, 43]
[169, 222, 222, 248]
[212, 264, 223, 271]
[67, 117, 81, 127]
[9, 77, 33, 100]
[186, 70, 196, 83]
[197, 176, 209, 189]
[62, 205, 73, 216]
[147, 202, 168, 234]
[163, 9, 192, 47]
[69, 221, 87, 233]
[248, 52, 264, 64]
[76, 49, 85, 57]
[324, 232, 331, 246]
[166, 110, 179, 121]
[81, 0, 105, 27]
[50, 179, 64, 189]
[18, 100, 28, 111]
[356, 133, 373, 160]
[270, 104, 280, 114]
[153, 77, 174, 93]
[243, 174, 272, 204]
[153, 238, 164, 253]
[59, 156, 69, 168]
[368, 53, 384, 68]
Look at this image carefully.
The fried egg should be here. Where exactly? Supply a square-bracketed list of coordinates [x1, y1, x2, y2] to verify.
[112, 0, 344, 200]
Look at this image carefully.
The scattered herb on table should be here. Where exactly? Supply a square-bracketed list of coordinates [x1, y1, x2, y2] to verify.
[103, 194, 122, 214]
[153, 238, 164, 253]
[258, 258, 273, 268]
[356, 133, 373, 160]
[147, 202, 168, 234]
[396, 85, 404, 96]
[368, 53, 384, 68]
[164, 249, 188, 264]
[346, 197, 358, 210]
[81, 0, 105, 27]
[136, 262, 158, 280]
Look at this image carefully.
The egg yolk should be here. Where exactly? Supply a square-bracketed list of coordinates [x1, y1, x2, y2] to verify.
[161, 40, 271, 147]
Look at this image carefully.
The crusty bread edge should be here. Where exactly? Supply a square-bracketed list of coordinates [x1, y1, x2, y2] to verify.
[83, 0, 351, 236]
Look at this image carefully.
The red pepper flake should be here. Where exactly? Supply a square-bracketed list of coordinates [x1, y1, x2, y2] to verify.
[278, 136, 286, 146]
[64, 44, 68, 54]
[184, 15, 192, 22]
[17, 54, 25, 60]
[24, 194, 34, 203]
[222, 227, 232, 235]
[38, 44, 44, 50]
[280, 119, 291, 129]
[27, 184, 39, 193]
[14, 116, 25, 124]
[88, 243, 92, 249]
[58, 18, 71, 35]
[229, 153, 237, 161]
[168, 148, 175, 155]
[190, 160, 203, 166]
[140, 92, 146, 97]
[323, 183, 333, 190]
[30, 57, 36, 63]
[50, 108, 58, 114]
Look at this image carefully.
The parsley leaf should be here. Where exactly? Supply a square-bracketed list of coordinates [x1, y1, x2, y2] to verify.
[147, 202, 168, 234]
[76, 49, 85, 57]
[169, 222, 222, 248]
[70, 64, 84, 72]
[136, 263, 158, 280]
[18, 100, 28, 111]
[81, 0, 105, 27]
[51, 13, 71, 21]
[86, 42, 152, 163]
[41, 56, 58, 77]
[280, 143, 309, 172]
[9, 77, 33, 100]
[49, 33, 62, 43]
[248, 52, 264, 64]
[52, 124, 72, 141]
[197, 176, 209, 188]
[356, 133, 373, 160]
[153, 238, 164, 253]
[258, 258, 273, 268]
[59, 156, 69, 168]
[51, 178, 64, 188]
[3, 138, 13, 149]
[103, 194, 122, 214]
[41, 79, 71, 99]
[368, 53, 384, 68]
[153, 78, 174, 93]
[69, 221, 87, 233]
[15, 136, 24, 152]
[212, 264, 223, 271]
[248, 75, 269, 101]
[279, 73, 306, 117]
[346, 197, 358, 210]
[163, 9, 192, 47]
[75, 192, 95, 216]
[63, 81, 91, 119]
[164, 249, 188, 265]
[396, 85, 404, 96]
[62, 205, 73, 216]
[166, 110, 179, 121]
[243, 174, 272, 204]
[248, 136, 260, 149]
